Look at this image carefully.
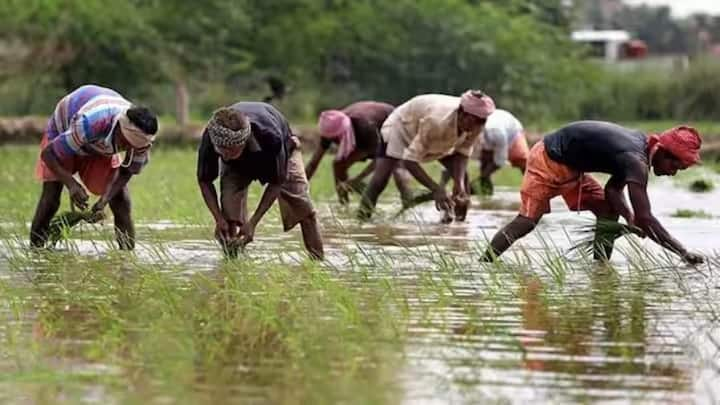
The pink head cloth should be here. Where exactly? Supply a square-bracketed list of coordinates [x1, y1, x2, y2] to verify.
[318, 110, 356, 161]
[648, 126, 702, 169]
[460, 90, 496, 118]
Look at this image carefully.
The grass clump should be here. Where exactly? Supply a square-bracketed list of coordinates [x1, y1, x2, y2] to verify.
[689, 178, 715, 193]
[671, 209, 713, 219]
[569, 219, 643, 258]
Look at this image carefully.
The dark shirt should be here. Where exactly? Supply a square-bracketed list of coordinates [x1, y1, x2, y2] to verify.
[320, 101, 394, 160]
[543, 121, 649, 185]
[197, 102, 294, 185]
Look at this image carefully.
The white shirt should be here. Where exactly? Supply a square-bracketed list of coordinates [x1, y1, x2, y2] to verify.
[479, 109, 523, 166]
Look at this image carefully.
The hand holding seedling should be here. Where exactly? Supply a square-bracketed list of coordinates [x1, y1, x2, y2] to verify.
[68, 181, 89, 210]
[433, 187, 453, 212]
[238, 222, 256, 247]
[453, 192, 470, 221]
[215, 217, 233, 242]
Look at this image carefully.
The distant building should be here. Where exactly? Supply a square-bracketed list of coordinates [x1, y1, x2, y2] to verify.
[571, 30, 632, 61]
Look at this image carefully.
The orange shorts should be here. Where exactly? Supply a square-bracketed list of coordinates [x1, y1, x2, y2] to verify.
[519, 141, 605, 219]
[508, 132, 529, 169]
[35, 134, 120, 196]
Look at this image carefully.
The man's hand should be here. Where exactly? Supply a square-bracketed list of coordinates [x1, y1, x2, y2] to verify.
[91, 198, 107, 213]
[87, 199, 107, 223]
[626, 223, 646, 238]
[238, 222, 256, 247]
[682, 251, 705, 265]
[335, 182, 351, 205]
[215, 217, 232, 242]
[433, 187, 453, 211]
[452, 192, 470, 221]
[68, 181, 89, 210]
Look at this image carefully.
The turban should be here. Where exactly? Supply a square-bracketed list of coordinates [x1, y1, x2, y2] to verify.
[648, 126, 702, 168]
[460, 90, 496, 119]
[206, 108, 251, 148]
[318, 110, 355, 161]
[118, 112, 155, 149]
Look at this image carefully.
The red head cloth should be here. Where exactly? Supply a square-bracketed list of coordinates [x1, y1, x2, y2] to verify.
[648, 126, 702, 169]
[318, 110, 355, 161]
[460, 91, 496, 119]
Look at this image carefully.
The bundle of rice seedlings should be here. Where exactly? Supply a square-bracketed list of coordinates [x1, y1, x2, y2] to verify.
[689, 178, 714, 193]
[569, 219, 643, 258]
[47, 210, 104, 245]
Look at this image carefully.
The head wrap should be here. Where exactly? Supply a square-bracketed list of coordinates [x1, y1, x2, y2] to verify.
[460, 90, 496, 119]
[648, 126, 702, 169]
[318, 110, 355, 161]
[206, 108, 251, 148]
[118, 112, 156, 149]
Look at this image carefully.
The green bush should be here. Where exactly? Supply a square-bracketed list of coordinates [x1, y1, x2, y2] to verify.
[578, 58, 720, 122]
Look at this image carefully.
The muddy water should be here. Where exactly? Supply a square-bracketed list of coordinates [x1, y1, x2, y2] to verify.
[1, 180, 719, 404]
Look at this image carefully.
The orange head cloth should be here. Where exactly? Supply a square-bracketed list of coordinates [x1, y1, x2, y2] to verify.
[648, 126, 702, 169]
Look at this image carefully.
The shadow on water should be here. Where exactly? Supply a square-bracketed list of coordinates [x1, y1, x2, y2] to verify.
[0, 181, 719, 404]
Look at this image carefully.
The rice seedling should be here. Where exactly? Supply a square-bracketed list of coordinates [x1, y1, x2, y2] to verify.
[689, 178, 715, 193]
[672, 209, 713, 219]
[568, 219, 644, 259]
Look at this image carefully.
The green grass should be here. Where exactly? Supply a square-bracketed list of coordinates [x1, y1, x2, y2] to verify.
[671, 209, 713, 219]
[688, 178, 715, 193]
[0, 145, 523, 228]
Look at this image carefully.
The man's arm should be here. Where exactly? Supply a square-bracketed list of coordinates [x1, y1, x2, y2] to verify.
[604, 176, 634, 224]
[480, 149, 500, 179]
[196, 131, 232, 240]
[93, 167, 133, 212]
[450, 153, 469, 197]
[41, 144, 89, 209]
[240, 184, 282, 246]
[402, 161, 440, 192]
[332, 157, 353, 204]
[348, 161, 375, 184]
[628, 182, 702, 263]
[198, 180, 223, 223]
[41, 146, 76, 190]
[304, 145, 328, 180]
[403, 160, 451, 210]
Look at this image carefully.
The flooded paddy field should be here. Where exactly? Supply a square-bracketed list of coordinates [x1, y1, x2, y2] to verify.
[1, 146, 719, 404]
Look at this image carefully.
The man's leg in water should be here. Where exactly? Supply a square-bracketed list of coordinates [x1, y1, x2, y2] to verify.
[108, 186, 135, 250]
[481, 215, 539, 261]
[278, 149, 324, 260]
[392, 166, 416, 206]
[358, 157, 398, 220]
[299, 213, 324, 260]
[30, 181, 63, 247]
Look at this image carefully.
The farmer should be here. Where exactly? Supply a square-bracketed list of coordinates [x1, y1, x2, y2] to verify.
[305, 101, 414, 205]
[197, 102, 324, 260]
[435, 108, 528, 196]
[30, 84, 158, 250]
[358, 90, 496, 221]
[481, 121, 704, 264]
[473, 108, 528, 195]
